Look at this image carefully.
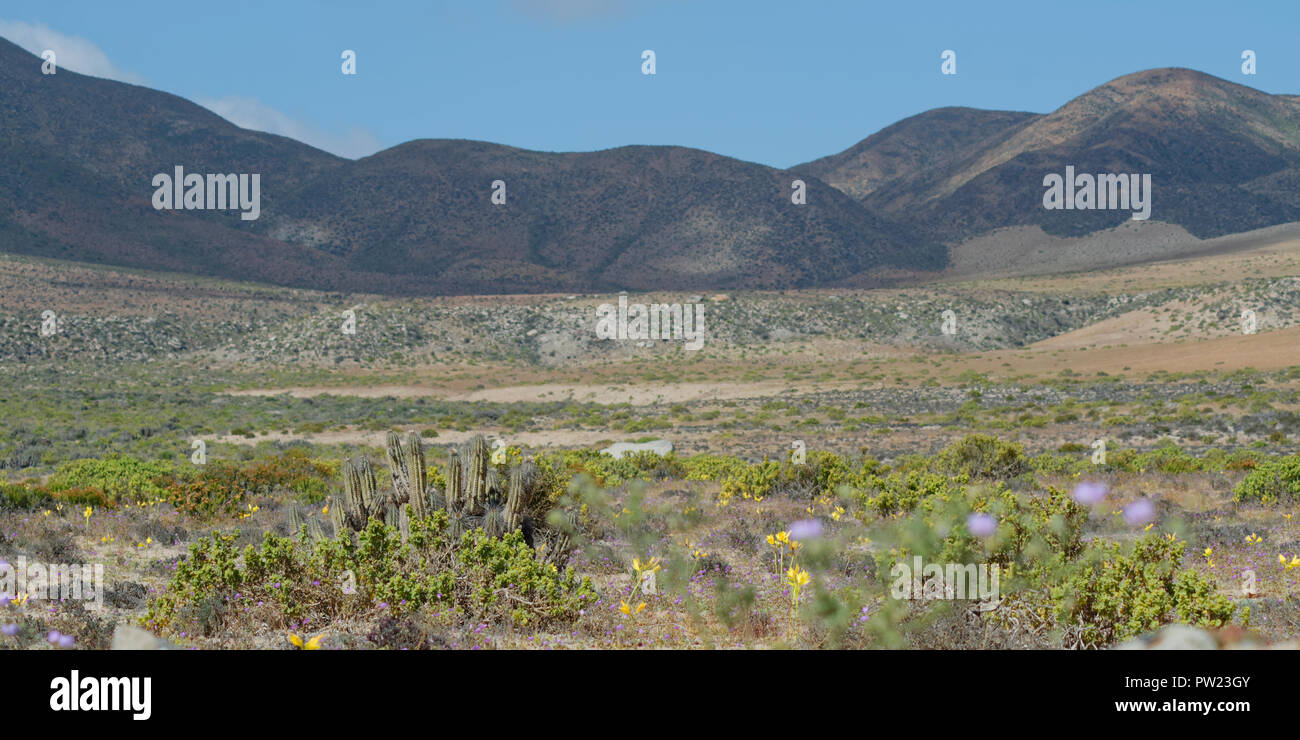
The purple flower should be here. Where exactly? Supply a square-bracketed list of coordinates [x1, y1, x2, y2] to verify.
[58, 634, 75, 648]
[1123, 499, 1156, 526]
[1072, 481, 1108, 506]
[789, 519, 823, 541]
[1, 624, 18, 636]
[966, 513, 998, 538]
[47, 630, 62, 644]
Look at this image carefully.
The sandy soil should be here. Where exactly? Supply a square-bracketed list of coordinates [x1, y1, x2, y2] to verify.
[202, 427, 628, 449]
[943, 220, 1300, 287]
[1019, 324, 1300, 373]
[223, 379, 845, 405]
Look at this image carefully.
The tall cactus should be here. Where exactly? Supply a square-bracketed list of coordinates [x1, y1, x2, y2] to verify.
[504, 464, 531, 532]
[541, 507, 580, 569]
[464, 436, 490, 516]
[335, 456, 382, 532]
[288, 506, 326, 542]
[385, 431, 429, 515]
[407, 434, 428, 514]
[385, 431, 410, 503]
[445, 453, 464, 513]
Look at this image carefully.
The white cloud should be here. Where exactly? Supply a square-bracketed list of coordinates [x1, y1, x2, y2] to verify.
[0, 19, 383, 159]
[194, 95, 384, 160]
[0, 19, 146, 84]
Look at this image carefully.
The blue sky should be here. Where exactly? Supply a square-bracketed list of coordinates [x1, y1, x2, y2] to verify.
[2, 0, 1296, 167]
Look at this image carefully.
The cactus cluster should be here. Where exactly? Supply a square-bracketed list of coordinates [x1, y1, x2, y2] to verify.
[326, 431, 573, 565]
[441, 436, 538, 542]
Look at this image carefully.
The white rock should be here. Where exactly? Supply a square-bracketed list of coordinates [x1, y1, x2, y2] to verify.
[112, 625, 181, 650]
[1114, 624, 1218, 650]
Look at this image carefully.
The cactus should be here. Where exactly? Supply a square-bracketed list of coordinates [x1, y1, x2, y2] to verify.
[447, 508, 473, 540]
[540, 507, 580, 569]
[464, 436, 490, 515]
[397, 503, 412, 543]
[333, 456, 383, 535]
[386, 431, 428, 517]
[482, 505, 507, 538]
[504, 465, 530, 532]
[287, 502, 327, 543]
[331, 433, 573, 564]
[288, 506, 327, 542]
[445, 453, 463, 514]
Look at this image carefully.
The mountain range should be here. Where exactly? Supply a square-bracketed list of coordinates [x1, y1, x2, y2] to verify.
[5, 36, 1300, 295]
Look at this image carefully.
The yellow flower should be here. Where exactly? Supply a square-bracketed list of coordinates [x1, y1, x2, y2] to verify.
[765, 534, 777, 547]
[786, 565, 811, 588]
[288, 632, 323, 650]
[1204, 547, 1213, 558]
[634, 602, 647, 615]
[322, 504, 330, 515]
[786, 565, 811, 606]
[1246, 533, 1263, 545]
[10, 592, 28, 606]
[619, 601, 631, 616]
[632, 557, 661, 575]
[1143, 523, 1154, 532]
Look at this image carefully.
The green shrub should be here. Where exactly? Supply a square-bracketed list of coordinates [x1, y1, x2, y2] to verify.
[717, 458, 780, 506]
[868, 480, 1236, 648]
[0, 482, 53, 510]
[932, 434, 1029, 480]
[1051, 535, 1237, 646]
[1233, 456, 1300, 504]
[144, 515, 594, 637]
[49, 455, 175, 504]
[855, 470, 958, 517]
[164, 449, 335, 517]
